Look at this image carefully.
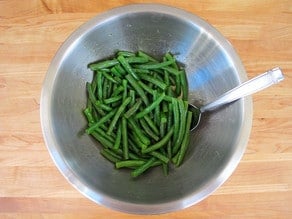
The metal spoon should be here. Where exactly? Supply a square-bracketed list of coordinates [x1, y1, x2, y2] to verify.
[189, 67, 284, 131]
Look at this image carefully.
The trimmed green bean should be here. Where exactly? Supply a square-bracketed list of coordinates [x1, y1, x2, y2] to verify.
[100, 149, 121, 163]
[128, 118, 151, 146]
[137, 80, 155, 95]
[142, 126, 174, 154]
[176, 111, 192, 166]
[161, 66, 181, 76]
[83, 108, 95, 124]
[124, 98, 142, 119]
[97, 72, 103, 101]
[136, 59, 175, 70]
[126, 56, 148, 64]
[102, 71, 119, 84]
[125, 74, 149, 105]
[113, 123, 122, 151]
[137, 50, 158, 62]
[107, 96, 131, 135]
[86, 82, 97, 103]
[135, 92, 165, 119]
[104, 95, 122, 104]
[144, 114, 159, 135]
[86, 109, 117, 134]
[95, 101, 112, 111]
[131, 157, 156, 178]
[139, 74, 167, 91]
[139, 119, 160, 142]
[91, 131, 114, 149]
[117, 55, 139, 80]
[150, 151, 169, 164]
[115, 160, 146, 169]
[117, 50, 135, 57]
[171, 98, 180, 146]
[172, 100, 188, 155]
[129, 90, 135, 106]
[121, 117, 129, 160]
[89, 59, 119, 70]
[180, 70, 188, 101]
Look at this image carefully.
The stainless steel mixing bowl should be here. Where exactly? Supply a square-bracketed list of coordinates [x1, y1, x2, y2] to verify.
[41, 4, 252, 214]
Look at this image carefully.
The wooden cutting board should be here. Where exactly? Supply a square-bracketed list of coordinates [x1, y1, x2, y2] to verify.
[0, 0, 291, 218]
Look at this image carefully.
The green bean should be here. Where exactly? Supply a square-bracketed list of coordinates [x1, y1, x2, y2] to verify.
[117, 55, 139, 80]
[91, 74, 97, 94]
[180, 70, 188, 101]
[144, 114, 159, 135]
[139, 74, 167, 90]
[175, 74, 181, 96]
[131, 157, 156, 178]
[162, 163, 169, 176]
[125, 74, 149, 105]
[115, 160, 146, 169]
[115, 64, 126, 75]
[102, 77, 110, 99]
[117, 50, 135, 57]
[95, 101, 112, 111]
[128, 118, 151, 146]
[104, 95, 122, 104]
[137, 59, 175, 70]
[129, 90, 135, 106]
[113, 123, 122, 151]
[160, 113, 167, 138]
[161, 66, 181, 76]
[107, 96, 131, 135]
[129, 132, 148, 151]
[172, 100, 188, 155]
[111, 85, 124, 97]
[111, 66, 122, 77]
[86, 109, 117, 134]
[83, 108, 95, 124]
[150, 151, 169, 164]
[137, 50, 158, 62]
[91, 131, 114, 149]
[104, 148, 122, 160]
[137, 80, 155, 95]
[97, 72, 103, 101]
[153, 91, 160, 126]
[100, 149, 121, 163]
[133, 68, 150, 74]
[126, 56, 148, 64]
[176, 111, 192, 166]
[142, 126, 174, 154]
[135, 92, 165, 119]
[102, 71, 119, 84]
[95, 127, 115, 144]
[121, 117, 129, 160]
[139, 119, 160, 142]
[167, 103, 173, 159]
[86, 82, 97, 103]
[122, 79, 128, 101]
[124, 98, 142, 119]
[171, 98, 180, 145]
[89, 59, 119, 70]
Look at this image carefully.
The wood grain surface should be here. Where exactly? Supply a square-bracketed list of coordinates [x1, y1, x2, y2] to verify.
[0, 0, 291, 218]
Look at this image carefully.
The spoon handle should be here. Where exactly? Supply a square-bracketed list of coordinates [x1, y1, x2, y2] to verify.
[200, 67, 284, 112]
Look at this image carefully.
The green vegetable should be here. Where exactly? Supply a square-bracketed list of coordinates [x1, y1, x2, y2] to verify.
[84, 51, 192, 178]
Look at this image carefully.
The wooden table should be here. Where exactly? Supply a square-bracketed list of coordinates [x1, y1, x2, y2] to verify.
[1, 0, 291, 218]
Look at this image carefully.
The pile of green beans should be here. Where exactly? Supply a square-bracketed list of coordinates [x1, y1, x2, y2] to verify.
[83, 50, 192, 178]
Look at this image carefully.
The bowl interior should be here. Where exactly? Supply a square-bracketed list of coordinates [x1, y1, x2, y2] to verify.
[42, 4, 252, 214]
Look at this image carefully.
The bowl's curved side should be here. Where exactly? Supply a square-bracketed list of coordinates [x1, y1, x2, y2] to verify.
[41, 3, 253, 214]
